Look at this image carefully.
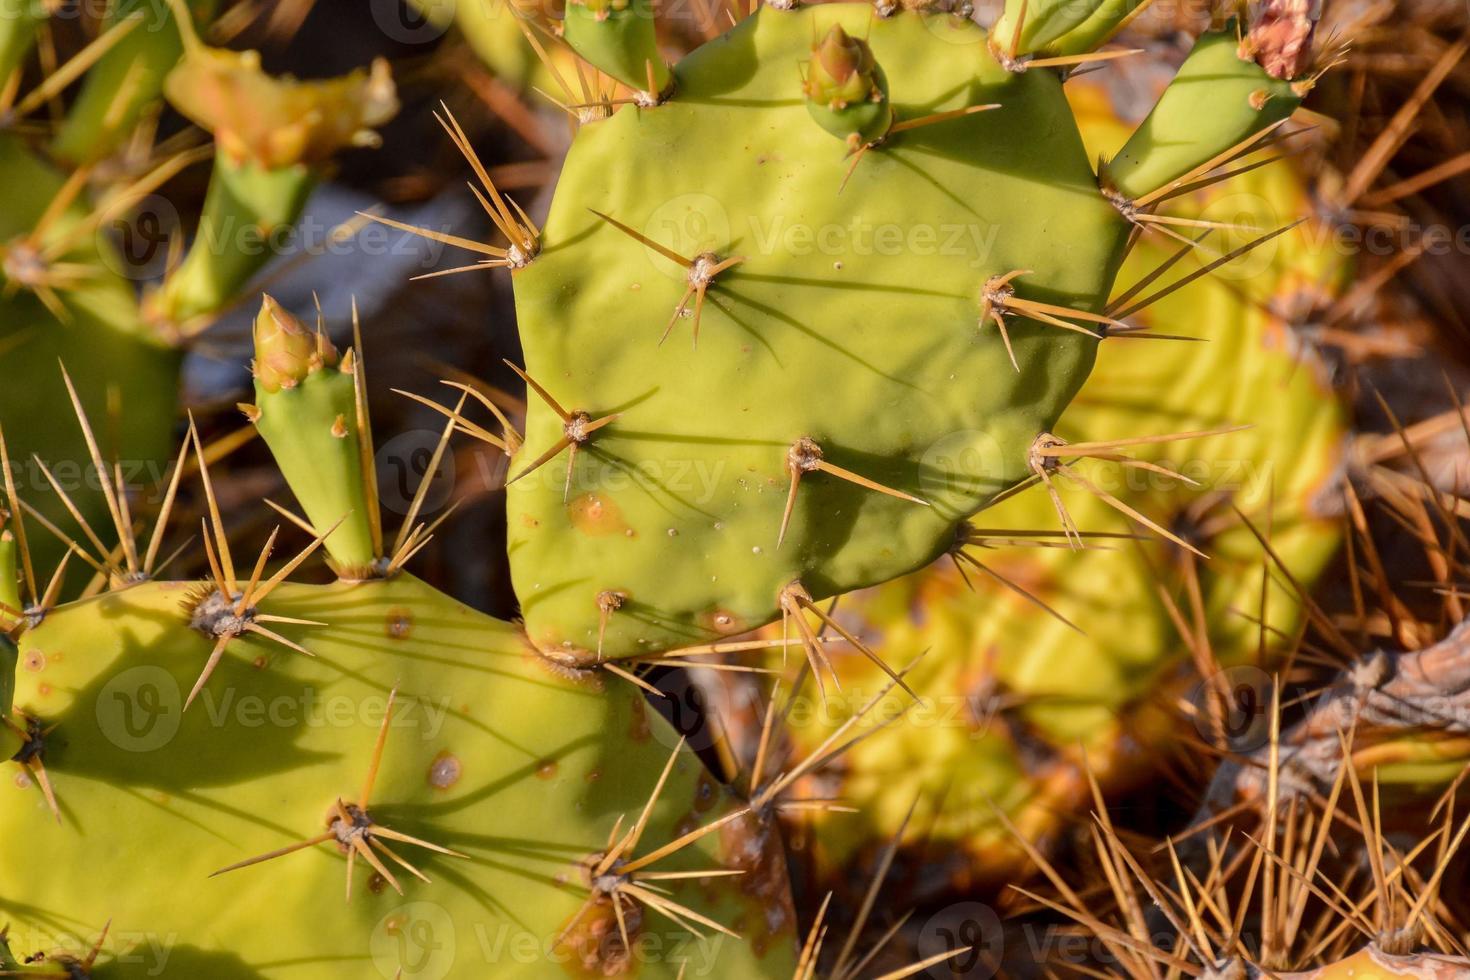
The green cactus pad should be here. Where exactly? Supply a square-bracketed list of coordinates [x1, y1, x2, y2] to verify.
[748, 83, 1347, 887]
[803, 24, 894, 147]
[0, 575, 796, 977]
[247, 297, 379, 576]
[992, 0, 1121, 59]
[0, 1, 43, 85]
[0, 532, 19, 619]
[0, 135, 180, 579]
[148, 42, 397, 330]
[1102, 27, 1303, 201]
[145, 157, 315, 329]
[508, 5, 1130, 662]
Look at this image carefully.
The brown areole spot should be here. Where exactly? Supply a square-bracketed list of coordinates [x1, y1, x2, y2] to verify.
[385, 608, 414, 639]
[428, 751, 462, 790]
[566, 492, 631, 537]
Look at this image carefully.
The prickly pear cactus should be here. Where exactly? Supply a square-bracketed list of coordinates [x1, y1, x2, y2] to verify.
[738, 78, 1348, 890]
[0, 306, 798, 977]
[1, 0, 1339, 972]
[0, 577, 793, 978]
[501, 2, 1323, 665]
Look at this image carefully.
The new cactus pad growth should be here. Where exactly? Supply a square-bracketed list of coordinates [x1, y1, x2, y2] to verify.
[246, 297, 381, 578]
[146, 8, 399, 330]
[564, 0, 671, 98]
[803, 25, 893, 148]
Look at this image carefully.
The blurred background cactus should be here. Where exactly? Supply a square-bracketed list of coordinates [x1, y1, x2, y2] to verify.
[3, 0, 1469, 976]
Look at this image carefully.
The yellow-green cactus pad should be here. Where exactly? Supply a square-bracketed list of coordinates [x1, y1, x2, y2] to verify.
[0, 576, 797, 977]
[747, 80, 1347, 888]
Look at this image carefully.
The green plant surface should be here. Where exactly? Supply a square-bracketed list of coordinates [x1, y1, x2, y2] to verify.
[508, 5, 1132, 663]
[247, 298, 380, 577]
[1102, 27, 1303, 200]
[148, 42, 397, 331]
[0, 574, 797, 977]
[744, 80, 1347, 888]
[0, 134, 180, 581]
[564, 0, 670, 94]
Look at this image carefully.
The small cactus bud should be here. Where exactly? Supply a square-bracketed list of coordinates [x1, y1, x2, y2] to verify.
[1243, 0, 1317, 80]
[252, 295, 337, 393]
[806, 25, 878, 108]
[804, 25, 893, 146]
